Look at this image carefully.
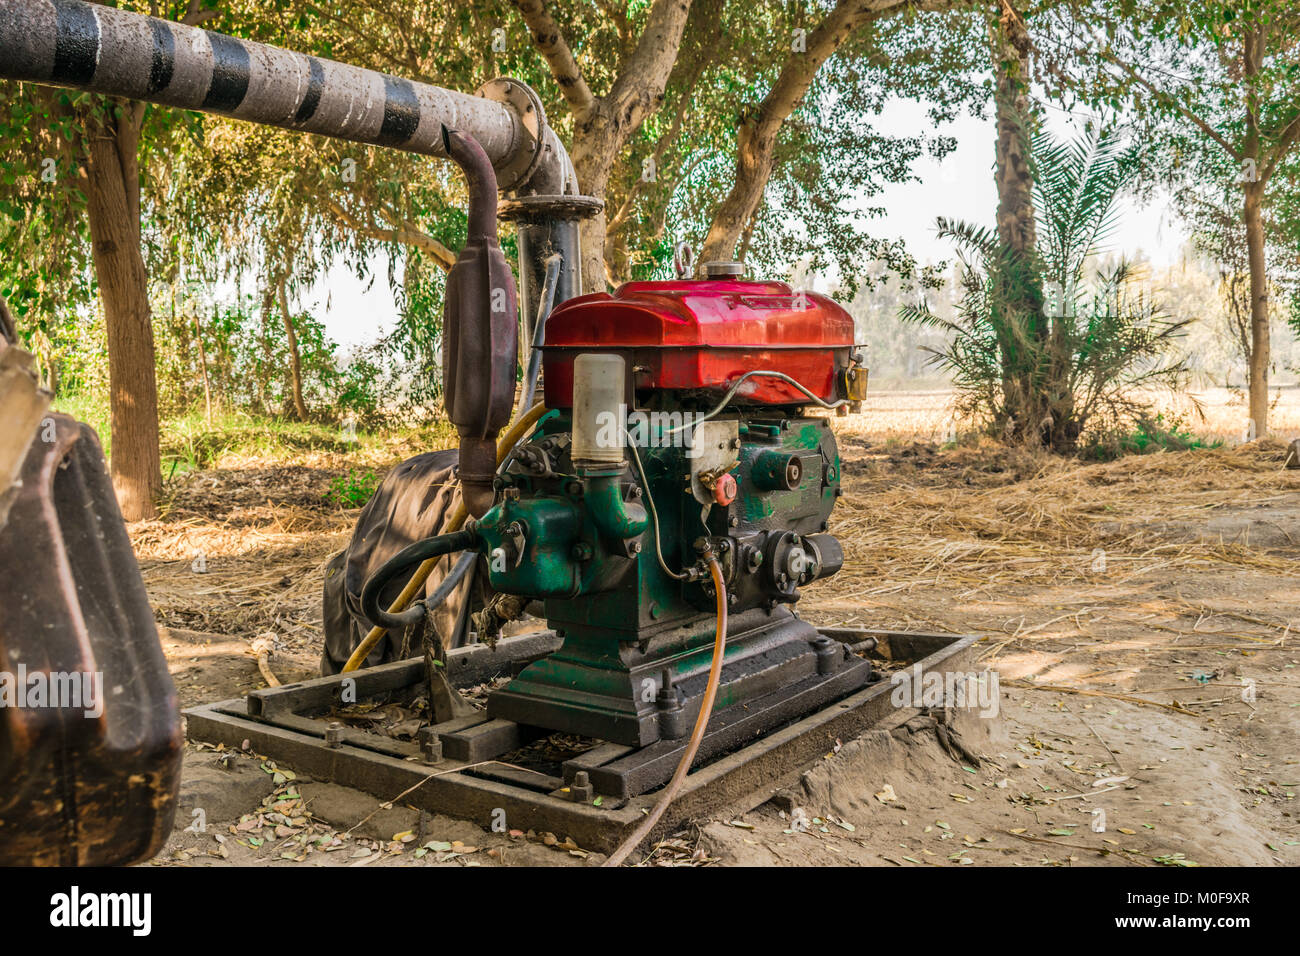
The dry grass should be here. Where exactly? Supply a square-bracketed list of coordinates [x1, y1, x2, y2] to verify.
[819, 435, 1300, 628]
[834, 386, 1300, 447]
[131, 463, 357, 651]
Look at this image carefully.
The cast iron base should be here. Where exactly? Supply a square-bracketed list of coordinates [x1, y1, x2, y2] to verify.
[485, 608, 874, 747]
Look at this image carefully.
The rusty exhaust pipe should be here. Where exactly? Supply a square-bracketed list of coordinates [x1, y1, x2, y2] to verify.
[441, 128, 517, 517]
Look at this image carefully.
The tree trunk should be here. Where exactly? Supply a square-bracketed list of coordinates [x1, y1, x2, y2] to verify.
[1242, 26, 1269, 438]
[193, 309, 214, 424]
[514, 0, 693, 292]
[699, 111, 778, 263]
[988, 2, 1047, 444]
[573, 151, 616, 292]
[277, 276, 308, 421]
[699, 0, 896, 264]
[83, 106, 160, 520]
[991, 7, 1038, 262]
[1244, 180, 1269, 437]
[258, 286, 274, 413]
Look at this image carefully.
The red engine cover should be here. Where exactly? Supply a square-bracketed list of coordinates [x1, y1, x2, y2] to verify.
[541, 279, 854, 408]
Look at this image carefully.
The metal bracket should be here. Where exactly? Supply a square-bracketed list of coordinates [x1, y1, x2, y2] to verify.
[688, 420, 741, 505]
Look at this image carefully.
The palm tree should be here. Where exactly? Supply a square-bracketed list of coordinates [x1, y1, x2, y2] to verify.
[901, 124, 1188, 451]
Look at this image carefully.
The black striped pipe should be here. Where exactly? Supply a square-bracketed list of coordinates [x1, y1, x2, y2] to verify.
[0, 0, 563, 190]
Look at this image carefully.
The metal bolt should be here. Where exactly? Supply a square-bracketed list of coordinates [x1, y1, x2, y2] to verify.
[419, 728, 443, 765]
[325, 721, 344, 749]
[569, 770, 594, 802]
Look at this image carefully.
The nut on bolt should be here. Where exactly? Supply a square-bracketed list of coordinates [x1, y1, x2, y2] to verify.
[569, 770, 594, 803]
[418, 726, 443, 764]
[325, 721, 344, 749]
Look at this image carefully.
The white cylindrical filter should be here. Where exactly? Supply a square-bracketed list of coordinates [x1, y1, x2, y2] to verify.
[571, 353, 626, 465]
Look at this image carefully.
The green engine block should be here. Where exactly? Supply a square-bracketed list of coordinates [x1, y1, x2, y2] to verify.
[471, 409, 849, 746]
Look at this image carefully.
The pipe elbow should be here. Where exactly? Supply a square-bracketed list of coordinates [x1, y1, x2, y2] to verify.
[586, 473, 648, 540]
[441, 126, 498, 239]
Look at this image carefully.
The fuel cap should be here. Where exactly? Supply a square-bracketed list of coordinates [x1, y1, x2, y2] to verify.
[701, 260, 745, 278]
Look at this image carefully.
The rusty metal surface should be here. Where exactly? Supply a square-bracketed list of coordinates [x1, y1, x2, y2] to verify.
[0, 414, 182, 865]
[442, 129, 520, 515]
[184, 629, 979, 856]
[0, 0, 562, 193]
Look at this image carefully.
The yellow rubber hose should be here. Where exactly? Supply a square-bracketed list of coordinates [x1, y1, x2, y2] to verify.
[341, 402, 549, 673]
[603, 554, 728, 866]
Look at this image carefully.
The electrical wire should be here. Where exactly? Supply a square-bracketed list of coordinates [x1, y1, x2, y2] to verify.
[625, 428, 688, 581]
[664, 369, 846, 436]
[603, 553, 728, 867]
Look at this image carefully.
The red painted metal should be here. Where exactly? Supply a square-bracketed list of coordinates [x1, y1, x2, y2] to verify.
[712, 472, 738, 506]
[541, 279, 854, 408]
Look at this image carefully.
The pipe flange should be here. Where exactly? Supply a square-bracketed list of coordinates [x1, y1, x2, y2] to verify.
[499, 194, 605, 223]
[475, 77, 547, 193]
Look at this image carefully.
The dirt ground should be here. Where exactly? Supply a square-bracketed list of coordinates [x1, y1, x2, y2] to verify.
[139, 388, 1300, 867]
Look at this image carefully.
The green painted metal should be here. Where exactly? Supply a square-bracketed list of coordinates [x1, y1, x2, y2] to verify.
[474, 410, 845, 743]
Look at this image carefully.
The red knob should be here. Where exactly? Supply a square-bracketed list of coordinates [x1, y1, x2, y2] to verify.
[713, 472, 737, 506]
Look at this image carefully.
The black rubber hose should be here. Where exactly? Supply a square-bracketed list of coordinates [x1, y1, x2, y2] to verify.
[360, 529, 479, 631]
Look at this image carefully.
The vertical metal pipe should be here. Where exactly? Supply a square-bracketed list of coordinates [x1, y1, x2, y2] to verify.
[441, 130, 518, 518]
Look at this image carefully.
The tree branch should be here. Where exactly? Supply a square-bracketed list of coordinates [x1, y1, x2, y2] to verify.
[179, 0, 220, 27]
[323, 199, 456, 271]
[1260, 109, 1300, 184]
[606, 63, 701, 235]
[1105, 54, 1240, 160]
[510, 0, 596, 118]
[603, 0, 694, 135]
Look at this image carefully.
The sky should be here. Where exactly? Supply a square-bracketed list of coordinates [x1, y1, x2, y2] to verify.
[867, 97, 1190, 274]
[302, 96, 1192, 351]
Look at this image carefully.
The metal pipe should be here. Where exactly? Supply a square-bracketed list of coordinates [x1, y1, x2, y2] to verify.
[441, 129, 518, 518]
[0, 0, 565, 194]
[517, 253, 561, 418]
[516, 219, 582, 325]
[585, 471, 649, 541]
